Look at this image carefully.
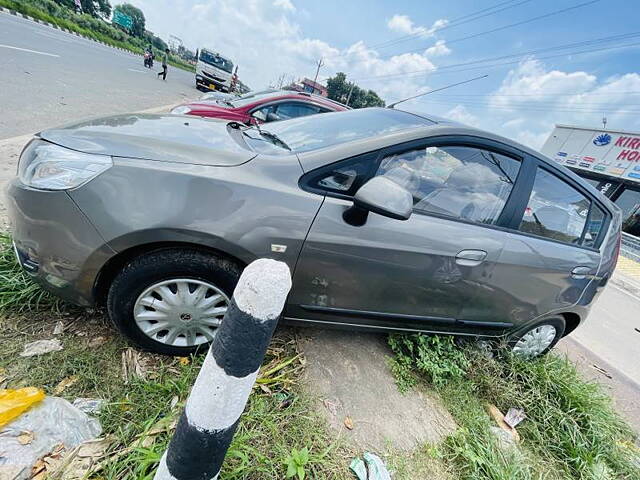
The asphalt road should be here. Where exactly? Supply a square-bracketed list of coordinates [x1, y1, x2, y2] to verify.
[0, 12, 196, 139]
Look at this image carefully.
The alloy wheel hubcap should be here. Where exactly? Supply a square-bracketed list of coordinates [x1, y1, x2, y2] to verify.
[133, 278, 229, 347]
[512, 324, 557, 357]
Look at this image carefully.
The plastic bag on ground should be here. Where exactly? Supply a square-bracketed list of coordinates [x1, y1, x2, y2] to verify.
[0, 396, 102, 480]
[0, 388, 45, 428]
[350, 452, 392, 480]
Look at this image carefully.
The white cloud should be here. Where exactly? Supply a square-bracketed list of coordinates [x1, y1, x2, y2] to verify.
[387, 14, 448, 38]
[424, 40, 451, 58]
[481, 59, 640, 149]
[273, 0, 295, 12]
[445, 105, 479, 127]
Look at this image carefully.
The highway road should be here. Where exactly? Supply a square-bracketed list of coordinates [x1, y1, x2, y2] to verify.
[0, 12, 196, 139]
[1, 8, 639, 432]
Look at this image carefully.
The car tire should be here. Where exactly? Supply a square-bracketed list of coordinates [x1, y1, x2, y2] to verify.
[507, 316, 566, 358]
[107, 248, 241, 356]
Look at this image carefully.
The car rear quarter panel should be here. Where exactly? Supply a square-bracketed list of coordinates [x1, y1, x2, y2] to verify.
[68, 155, 323, 274]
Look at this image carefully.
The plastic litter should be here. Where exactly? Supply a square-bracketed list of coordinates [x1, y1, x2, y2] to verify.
[19, 339, 63, 357]
[350, 452, 391, 480]
[0, 396, 102, 480]
[504, 408, 526, 428]
[72, 398, 105, 415]
[0, 388, 45, 428]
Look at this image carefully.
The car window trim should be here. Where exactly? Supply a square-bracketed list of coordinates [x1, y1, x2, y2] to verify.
[299, 135, 608, 252]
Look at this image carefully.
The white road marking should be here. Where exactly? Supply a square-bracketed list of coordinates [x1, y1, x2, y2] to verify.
[0, 43, 59, 57]
[128, 68, 146, 73]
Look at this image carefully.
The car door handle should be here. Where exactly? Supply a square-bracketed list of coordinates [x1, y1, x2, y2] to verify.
[571, 266, 593, 280]
[455, 249, 487, 267]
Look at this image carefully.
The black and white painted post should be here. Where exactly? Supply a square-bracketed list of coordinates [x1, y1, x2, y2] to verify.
[154, 258, 292, 480]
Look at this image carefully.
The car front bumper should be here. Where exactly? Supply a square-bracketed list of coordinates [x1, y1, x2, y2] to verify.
[196, 74, 229, 92]
[6, 179, 116, 306]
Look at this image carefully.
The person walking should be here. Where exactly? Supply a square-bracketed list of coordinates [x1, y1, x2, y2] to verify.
[157, 48, 169, 81]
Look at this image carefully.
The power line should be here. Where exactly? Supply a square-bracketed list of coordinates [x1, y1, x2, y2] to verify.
[349, 34, 640, 82]
[420, 99, 640, 115]
[377, 0, 600, 60]
[387, 74, 489, 108]
[370, 0, 531, 51]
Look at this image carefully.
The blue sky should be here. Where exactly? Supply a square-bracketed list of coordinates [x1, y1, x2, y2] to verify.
[130, 0, 640, 147]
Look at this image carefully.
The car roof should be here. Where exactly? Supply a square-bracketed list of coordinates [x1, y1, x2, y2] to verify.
[236, 91, 350, 111]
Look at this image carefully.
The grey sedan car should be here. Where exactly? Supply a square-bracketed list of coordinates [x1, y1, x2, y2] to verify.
[7, 108, 621, 356]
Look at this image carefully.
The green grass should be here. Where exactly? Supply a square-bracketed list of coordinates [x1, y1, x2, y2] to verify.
[389, 334, 640, 480]
[0, 232, 64, 313]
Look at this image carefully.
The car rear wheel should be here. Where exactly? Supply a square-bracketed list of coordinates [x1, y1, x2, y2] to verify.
[107, 248, 241, 356]
[508, 316, 566, 358]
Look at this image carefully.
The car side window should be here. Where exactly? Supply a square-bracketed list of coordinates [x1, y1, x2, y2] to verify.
[519, 168, 591, 245]
[307, 152, 378, 196]
[275, 102, 319, 120]
[583, 204, 606, 248]
[251, 105, 275, 122]
[376, 145, 521, 225]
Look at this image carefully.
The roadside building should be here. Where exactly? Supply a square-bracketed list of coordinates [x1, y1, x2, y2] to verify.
[284, 78, 328, 97]
[541, 125, 640, 238]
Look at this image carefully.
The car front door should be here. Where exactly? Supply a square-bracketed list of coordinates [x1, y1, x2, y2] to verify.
[286, 139, 525, 334]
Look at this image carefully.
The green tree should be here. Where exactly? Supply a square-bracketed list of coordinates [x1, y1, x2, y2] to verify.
[326, 72, 385, 108]
[113, 3, 145, 37]
[54, 0, 110, 17]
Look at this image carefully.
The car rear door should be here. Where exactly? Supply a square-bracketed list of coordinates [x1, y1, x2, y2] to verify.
[482, 159, 607, 330]
[286, 138, 526, 334]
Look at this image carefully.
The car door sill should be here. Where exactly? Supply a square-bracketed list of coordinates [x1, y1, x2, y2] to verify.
[297, 305, 513, 330]
[283, 316, 503, 337]
[299, 304, 456, 325]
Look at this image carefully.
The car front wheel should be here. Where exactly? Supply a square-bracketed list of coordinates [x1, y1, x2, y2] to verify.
[508, 316, 566, 358]
[107, 248, 241, 356]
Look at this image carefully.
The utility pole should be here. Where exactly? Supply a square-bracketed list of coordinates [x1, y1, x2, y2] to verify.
[345, 82, 355, 106]
[313, 57, 324, 85]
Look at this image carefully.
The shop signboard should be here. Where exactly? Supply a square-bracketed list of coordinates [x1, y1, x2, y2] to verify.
[541, 125, 640, 183]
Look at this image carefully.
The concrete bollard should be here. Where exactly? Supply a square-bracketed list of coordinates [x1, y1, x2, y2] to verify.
[154, 258, 292, 480]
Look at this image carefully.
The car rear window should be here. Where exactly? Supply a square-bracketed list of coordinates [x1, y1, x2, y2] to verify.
[247, 108, 435, 154]
[519, 167, 606, 247]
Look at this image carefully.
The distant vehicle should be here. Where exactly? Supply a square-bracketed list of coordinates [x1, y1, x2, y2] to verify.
[195, 48, 234, 92]
[199, 88, 277, 103]
[8, 108, 621, 357]
[143, 51, 153, 68]
[171, 91, 349, 124]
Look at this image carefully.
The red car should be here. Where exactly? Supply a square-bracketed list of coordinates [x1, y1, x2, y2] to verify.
[170, 91, 349, 124]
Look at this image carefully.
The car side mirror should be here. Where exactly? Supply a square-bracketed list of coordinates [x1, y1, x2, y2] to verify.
[343, 176, 413, 226]
[265, 112, 281, 122]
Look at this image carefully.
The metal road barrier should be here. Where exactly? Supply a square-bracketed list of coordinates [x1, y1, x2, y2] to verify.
[154, 258, 292, 480]
[620, 232, 640, 263]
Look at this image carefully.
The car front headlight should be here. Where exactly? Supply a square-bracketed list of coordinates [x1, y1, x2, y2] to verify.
[18, 140, 112, 191]
[171, 106, 192, 115]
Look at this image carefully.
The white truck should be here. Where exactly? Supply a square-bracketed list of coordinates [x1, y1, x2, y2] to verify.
[195, 48, 235, 93]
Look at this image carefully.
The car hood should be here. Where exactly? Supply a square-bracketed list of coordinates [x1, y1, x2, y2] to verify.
[39, 114, 256, 166]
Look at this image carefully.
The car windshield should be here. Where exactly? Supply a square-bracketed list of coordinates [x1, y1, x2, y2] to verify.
[199, 50, 234, 73]
[243, 108, 435, 154]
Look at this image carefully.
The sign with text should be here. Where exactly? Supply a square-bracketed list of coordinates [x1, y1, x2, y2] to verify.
[113, 10, 133, 30]
[541, 125, 640, 183]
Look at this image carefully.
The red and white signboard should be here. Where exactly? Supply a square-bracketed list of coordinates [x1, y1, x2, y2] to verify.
[540, 125, 640, 183]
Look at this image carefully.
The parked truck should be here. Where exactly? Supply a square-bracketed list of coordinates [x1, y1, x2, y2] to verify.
[195, 48, 235, 93]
